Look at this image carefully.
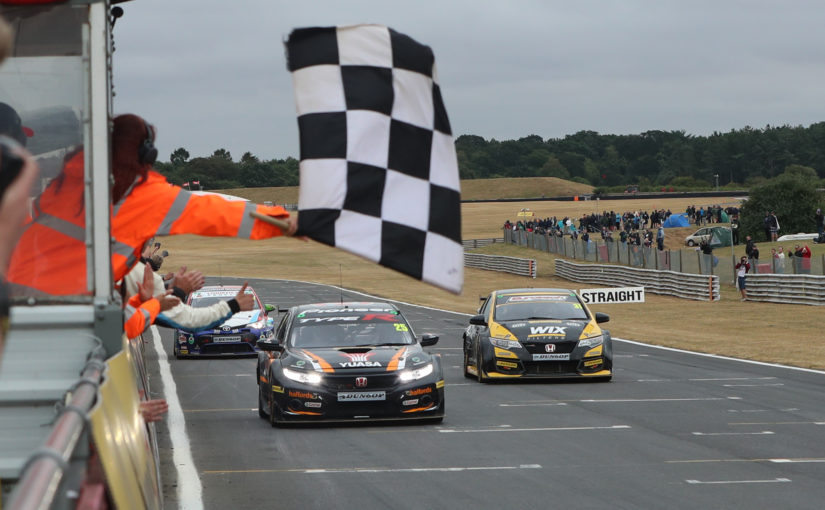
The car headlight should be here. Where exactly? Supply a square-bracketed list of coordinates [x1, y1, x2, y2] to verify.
[489, 337, 523, 350]
[282, 367, 323, 385]
[249, 319, 267, 329]
[578, 335, 603, 348]
[398, 363, 434, 383]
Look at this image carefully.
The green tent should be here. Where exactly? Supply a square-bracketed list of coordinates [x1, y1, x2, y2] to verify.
[709, 226, 732, 247]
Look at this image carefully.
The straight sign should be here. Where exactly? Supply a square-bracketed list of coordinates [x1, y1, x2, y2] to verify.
[579, 286, 645, 304]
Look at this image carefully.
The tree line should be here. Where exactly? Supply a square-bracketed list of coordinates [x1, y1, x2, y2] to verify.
[154, 122, 825, 192]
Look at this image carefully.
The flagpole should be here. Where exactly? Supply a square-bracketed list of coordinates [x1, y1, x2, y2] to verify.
[249, 210, 291, 231]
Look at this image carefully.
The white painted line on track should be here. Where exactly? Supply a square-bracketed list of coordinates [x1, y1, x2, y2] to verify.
[307, 464, 542, 474]
[204, 464, 542, 475]
[151, 326, 204, 510]
[668, 457, 825, 464]
[579, 397, 738, 403]
[770, 458, 825, 463]
[499, 402, 568, 407]
[728, 408, 799, 413]
[685, 478, 790, 485]
[729, 421, 825, 426]
[723, 383, 784, 387]
[439, 425, 630, 433]
[175, 373, 253, 378]
[692, 431, 774, 436]
[691, 377, 777, 381]
[637, 377, 778, 383]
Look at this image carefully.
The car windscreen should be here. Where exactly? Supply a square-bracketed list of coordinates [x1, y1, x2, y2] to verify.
[190, 291, 259, 310]
[494, 293, 588, 321]
[290, 310, 414, 348]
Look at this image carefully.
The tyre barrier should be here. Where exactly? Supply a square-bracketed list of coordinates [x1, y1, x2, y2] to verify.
[555, 259, 719, 301]
[744, 273, 825, 306]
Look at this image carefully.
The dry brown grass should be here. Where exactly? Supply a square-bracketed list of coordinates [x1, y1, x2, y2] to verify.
[216, 177, 594, 204]
[159, 194, 825, 371]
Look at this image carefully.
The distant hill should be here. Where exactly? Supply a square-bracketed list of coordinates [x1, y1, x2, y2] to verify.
[215, 176, 594, 204]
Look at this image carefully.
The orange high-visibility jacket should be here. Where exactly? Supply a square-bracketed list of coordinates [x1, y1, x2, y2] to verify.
[124, 293, 160, 339]
[8, 151, 289, 296]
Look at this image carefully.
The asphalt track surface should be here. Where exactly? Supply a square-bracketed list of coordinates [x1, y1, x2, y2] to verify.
[148, 277, 825, 510]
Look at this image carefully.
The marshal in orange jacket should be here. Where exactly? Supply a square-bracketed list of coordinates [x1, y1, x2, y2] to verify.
[7, 151, 290, 296]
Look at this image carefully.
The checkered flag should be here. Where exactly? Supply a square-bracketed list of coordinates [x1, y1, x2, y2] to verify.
[286, 25, 463, 294]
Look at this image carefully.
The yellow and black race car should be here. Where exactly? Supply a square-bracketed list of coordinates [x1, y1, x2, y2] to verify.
[463, 288, 612, 382]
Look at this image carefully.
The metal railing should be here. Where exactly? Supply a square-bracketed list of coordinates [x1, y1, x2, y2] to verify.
[8, 345, 106, 510]
[464, 252, 536, 278]
[744, 273, 825, 305]
[462, 238, 504, 249]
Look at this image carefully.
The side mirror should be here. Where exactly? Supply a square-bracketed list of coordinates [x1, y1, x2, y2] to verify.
[420, 333, 439, 346]
[469, 314, 487, 326]
[264, 304, 277, 313]
[594, 312, 610, 324]
[256, 339, 283, 352]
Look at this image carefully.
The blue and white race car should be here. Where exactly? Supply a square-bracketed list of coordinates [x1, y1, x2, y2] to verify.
[174, 285, 276, 358]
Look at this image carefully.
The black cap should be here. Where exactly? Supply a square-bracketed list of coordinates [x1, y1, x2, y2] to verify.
[0, 102, 33, 146]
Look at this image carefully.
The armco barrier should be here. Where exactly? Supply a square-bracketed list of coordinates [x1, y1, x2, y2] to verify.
[744, 273, 825, 305]
[465, 252, 536, 278]
[462, 238, 504, 249]
[555, 259, 719, 301]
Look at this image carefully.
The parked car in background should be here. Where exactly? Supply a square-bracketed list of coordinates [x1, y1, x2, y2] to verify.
[684, 226, 734, 247]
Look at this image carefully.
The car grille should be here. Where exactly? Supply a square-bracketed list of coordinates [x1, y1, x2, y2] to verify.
[523, 341, 576, 354]
[322, 373, 400, 391]
[524, 361, 579, 375]
[201, 343, 255, 354]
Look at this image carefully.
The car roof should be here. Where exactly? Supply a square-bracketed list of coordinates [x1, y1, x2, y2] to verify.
[293, 301, 398, 313]
[492, 288, 574, 296]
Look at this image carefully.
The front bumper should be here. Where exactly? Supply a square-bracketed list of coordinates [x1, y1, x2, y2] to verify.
[176, 329, 271, 357]
[269, 375, 445, 422]
[481, 342, 612, 379]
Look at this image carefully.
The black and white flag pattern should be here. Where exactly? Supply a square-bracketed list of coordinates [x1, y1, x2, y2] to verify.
[286, 25, 463, 294]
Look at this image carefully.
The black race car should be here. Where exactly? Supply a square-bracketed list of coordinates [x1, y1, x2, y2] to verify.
[463, 288, 613, 382]
[256, 302, 445, 425]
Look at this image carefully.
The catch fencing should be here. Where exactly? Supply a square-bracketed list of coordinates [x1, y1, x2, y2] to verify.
[555, 259, 719, 301]
[500, 229, 825, 304]
[505, 229, 737, 284]
[504, 229, 825, 285]
[464, 252, 536, 278]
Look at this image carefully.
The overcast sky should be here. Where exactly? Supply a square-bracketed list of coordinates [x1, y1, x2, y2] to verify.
[112, 0, 825, 162]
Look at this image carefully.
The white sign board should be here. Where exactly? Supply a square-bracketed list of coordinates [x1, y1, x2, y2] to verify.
[579, 286, 645, 304]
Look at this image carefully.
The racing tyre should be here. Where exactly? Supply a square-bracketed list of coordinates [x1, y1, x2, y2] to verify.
[687, 240, 695, 247]
[268, 393, 279, 428]
[258, 386, 267, 419]
[463, 345, 473, 379]
[429, 400, 445, 424]
[476, 348, 486, 384]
